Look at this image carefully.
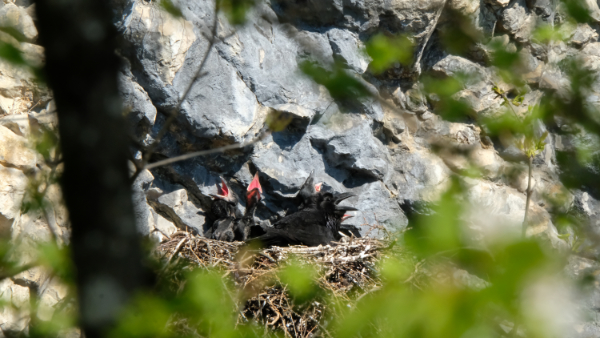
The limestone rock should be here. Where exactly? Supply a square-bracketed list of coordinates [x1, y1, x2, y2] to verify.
[564, 255, 600, 337]
[147, 184, 206, 235]
[0, 125, 36, 171]
[0, 164, 27, 238]
[36, 277, 68, 322]
[569, 24, 599, 48]
[462, 178, 566, 251]
[0, 3, 37, 42]
[119, 1, 195, 86]
[132, 169, 155, 236]
[501, 0, 536, 43]
[212, 5, 333, 116]
[0, 57, 46, 116]
[0, 113, 30, 136]
[150, 211, 178, 243]
[118, 63, 157, 142]
[0, 278, 29, 336]
[313, 122, 391, 180]
[388, 145, 452, 202]
[327, 28, 370, 74]
[344, 180, 408, 237]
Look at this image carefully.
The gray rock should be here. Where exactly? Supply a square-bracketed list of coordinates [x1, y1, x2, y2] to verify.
[250, 129, 349, 216]
[343, 180, 408, 237]
[540, 65, 571, 99]
[274, 0, 446, 79]
[173, 39, 263, 144]
[36, 276, 68, 322]
[569, 23, 599, 48]
[501, 0, 536, 43]
[212, 6, 333, 115]
[570, 190, 600, 258]
[150, 211, 178, 243]
[117, 0, 196, 106]
[564, 255, 600, 337]
[132, 170, 155, 236]
[118, 62, 157, 142]
[388, 146, 452, 202]
[432, 55, 489, 88]
[525, 0, 554, 18]
[327, 28, 370, 73]
[462, 177, 567, 251]
[252, 133, 337, 198]
[148, 184, 206, 235]
[312, 122, 391, 180]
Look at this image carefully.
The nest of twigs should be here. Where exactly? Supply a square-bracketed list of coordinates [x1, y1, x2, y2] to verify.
[156, 231, 394, 337]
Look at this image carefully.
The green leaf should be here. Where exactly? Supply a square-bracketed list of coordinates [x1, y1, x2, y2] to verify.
[365, 34, 413, 74]
[512, 95, 524, 106]
[300, 61, 371, 102]
[218, 0, 256, 25]
[564, 0, 593, 23]
[0, 41, 25, 65]
[532, 25, 568, 43]
[159, 0, 183, 17]
[278, 258, 319, 304]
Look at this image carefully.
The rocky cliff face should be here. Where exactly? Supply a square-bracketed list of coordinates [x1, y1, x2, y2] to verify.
[113, 0, 572, 245]
[1, 0, 600, 336]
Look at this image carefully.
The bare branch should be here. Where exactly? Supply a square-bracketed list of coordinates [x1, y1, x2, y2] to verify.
[145, 131, 270, 170]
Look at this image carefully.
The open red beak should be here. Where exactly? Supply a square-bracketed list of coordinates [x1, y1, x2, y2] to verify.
[314, 182, 323, 192]
[246, 173, 262, 208]
[211, 177, 231, 200]
[341, 214, 354, 221]
[217, 177, 229, 197]
[248, 173, 262, 194]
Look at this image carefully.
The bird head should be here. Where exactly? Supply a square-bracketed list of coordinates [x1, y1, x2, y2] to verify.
[333, 193, 357, 220]
[210, 177, 238, 204]
[334, 205, 358, 221]
[246, 173, 262, 209]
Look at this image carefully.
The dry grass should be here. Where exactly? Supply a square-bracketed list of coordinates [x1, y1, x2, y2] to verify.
[155, 231, 396, 338]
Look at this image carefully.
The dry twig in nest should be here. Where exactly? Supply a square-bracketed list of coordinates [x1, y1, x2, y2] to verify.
[156, 232, 394, 338]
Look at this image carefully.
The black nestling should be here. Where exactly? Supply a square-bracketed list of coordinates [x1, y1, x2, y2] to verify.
[233, 173, 263, 241]
[207, 177, 241, 241]
[248, 192, 357, 247]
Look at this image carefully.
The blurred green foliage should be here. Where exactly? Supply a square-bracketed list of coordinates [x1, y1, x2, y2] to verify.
[300, 61, 371, 102]
[365, 34, 413, 74]
[159, 0, 183, 18]
[218, 0, 256, 25]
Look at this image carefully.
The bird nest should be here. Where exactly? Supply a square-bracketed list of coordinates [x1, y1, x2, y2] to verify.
[155, 231, 397, 338]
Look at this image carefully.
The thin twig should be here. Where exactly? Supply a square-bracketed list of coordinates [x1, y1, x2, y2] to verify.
[145, 131, 269, 170]
[130, 1, 222, 182]
[167, 237, 187, 265]
[522, 155, 533, 237]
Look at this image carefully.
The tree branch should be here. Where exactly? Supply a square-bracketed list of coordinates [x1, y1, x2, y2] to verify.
[145, 130, 270, 170]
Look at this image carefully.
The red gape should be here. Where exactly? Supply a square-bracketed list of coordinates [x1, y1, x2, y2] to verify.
[216, 177, 230, 198]
[248, 173, 263, 194]
[314, 182, 323, 192]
